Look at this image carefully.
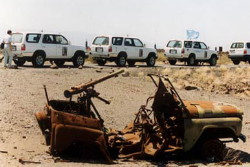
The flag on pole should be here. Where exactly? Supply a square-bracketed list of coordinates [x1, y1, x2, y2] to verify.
[186, 30, 199, 40]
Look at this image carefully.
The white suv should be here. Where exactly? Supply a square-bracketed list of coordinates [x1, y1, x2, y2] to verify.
[165, 40, 218, 66]
[11, 32, 88, 67]
[90, 36, 157, 67]
[229, 42, 250, 65]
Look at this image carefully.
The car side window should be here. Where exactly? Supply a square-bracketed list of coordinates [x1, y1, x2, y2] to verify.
[43, 35, 55, 44]
[124, 38, 135, 46]
[200, 42, 207, 49]
[112, 37, 123, 46]
[246, 43, 250, 48]
[55, 35, 68, 45]
[184, 41, 192, 48]
[26, 34, 41, 43]
[193, 42, 201, 49]
[133, 39, 143, 47]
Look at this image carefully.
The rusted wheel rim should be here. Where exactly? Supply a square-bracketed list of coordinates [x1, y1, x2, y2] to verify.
[201, 139, 225, 162]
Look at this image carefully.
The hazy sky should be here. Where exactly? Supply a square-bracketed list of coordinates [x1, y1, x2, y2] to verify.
[1, 0, 250, 49]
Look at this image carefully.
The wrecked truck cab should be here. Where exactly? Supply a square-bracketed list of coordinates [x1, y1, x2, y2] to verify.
[35, 71, 245, 163]
[183, 100, 244, 152]
[148, 74, 245, 160]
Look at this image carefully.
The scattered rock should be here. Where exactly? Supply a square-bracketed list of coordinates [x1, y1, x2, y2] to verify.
[78, 65, 83, 69]
[122, 72, 130, 77]
[50, 64, 58, 69]
[185, 85, 199, 91]
[13, 147, 17, 149]
[96, 70, 102, 73]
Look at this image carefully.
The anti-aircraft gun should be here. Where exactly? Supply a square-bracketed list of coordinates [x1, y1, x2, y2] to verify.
[35, 70, 124, 162]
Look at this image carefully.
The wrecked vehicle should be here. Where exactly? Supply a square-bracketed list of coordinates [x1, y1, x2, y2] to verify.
[35, 70, 246, 163]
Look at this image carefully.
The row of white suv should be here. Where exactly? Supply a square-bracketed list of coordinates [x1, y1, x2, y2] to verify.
[11, 33, 157, 67]
[10, 32, 250, 67]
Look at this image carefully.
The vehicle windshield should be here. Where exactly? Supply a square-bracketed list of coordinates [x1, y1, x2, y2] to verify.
[231, 43, 244, 48]
[12, 33, 23, 43]
[93, 37, 109, 45]
[167, 40, 182, 48]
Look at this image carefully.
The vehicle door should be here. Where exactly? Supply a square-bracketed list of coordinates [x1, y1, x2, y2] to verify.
[192, 42, 202, 59]
[124, 38, 137, 59]
[112, 37, 124, 54]
[200, 42, 209, 59]
[55, 35, 70, 59]
[41, 34, 57, 58]
[184, 41, 193, 55]
[133, 38, 145, 59]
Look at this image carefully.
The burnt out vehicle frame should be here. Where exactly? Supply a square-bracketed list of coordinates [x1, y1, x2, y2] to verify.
[35, 70, 246, 163]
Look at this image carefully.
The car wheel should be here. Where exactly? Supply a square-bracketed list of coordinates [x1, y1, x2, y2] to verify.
[127, 61, 136, 67]
[232, 60, 240, 65]
[14, 59, 26, 66]
[115, 54, 127, 67]
[32, 54, 45, 68]
[187, 55, 196, 66]
[168, 60, 177, 65]
[209, 56, 217, 66]
[54, 60, 65, 67]
[73, 53, 85, 67]
[96, 59, 107, 66]
[201, 139, 225, 162]
[146, 55, 156, 67]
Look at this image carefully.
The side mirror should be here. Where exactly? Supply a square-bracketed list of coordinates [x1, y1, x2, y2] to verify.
[207, 46, 210, 49]
[68, 41, 71, 45]
[143, 43, 146, 47]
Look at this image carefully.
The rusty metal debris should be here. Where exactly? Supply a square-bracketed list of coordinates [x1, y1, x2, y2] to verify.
[35, 70, 246, 163]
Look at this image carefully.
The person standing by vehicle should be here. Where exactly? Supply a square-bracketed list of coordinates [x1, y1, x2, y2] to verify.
[3, 30, 13, 68]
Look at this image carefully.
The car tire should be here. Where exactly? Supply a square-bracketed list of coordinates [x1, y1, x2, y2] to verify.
[146, 55, 156, 67]
[73, 53, 85, 67]
[32, 53, 45, 68]
[14, 59, 26, 66]
[169, 60, 177, 65]
[54, 60, 65, 67]
[187, 55, 196, 66]
[96, 59, 107, 66]
[209, 56, 217, 66]
[201, 139, 225, 162]
[127, 61, 136, 67]
[115, 54, 127, 67]
[232, 60, 240, 65]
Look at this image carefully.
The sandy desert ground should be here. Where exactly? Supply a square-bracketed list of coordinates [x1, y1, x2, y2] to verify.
[0, 61, 249, 167]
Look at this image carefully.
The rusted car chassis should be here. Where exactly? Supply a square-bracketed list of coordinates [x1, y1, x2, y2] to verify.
[35, 70, 246, 163]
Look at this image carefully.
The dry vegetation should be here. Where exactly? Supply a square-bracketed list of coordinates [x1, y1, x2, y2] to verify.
[161, 66, 250, 98]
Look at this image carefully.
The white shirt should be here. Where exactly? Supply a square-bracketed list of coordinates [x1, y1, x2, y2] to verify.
[3, 34, 12, 48]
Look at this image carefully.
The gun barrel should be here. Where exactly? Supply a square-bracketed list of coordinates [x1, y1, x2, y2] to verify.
[64, 70, 124, 98]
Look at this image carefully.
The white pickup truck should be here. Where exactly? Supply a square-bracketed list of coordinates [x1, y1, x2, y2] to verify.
[165, 40, 218, 66]
[90, 36, 157, 67]
[11, 32, 88, 67]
